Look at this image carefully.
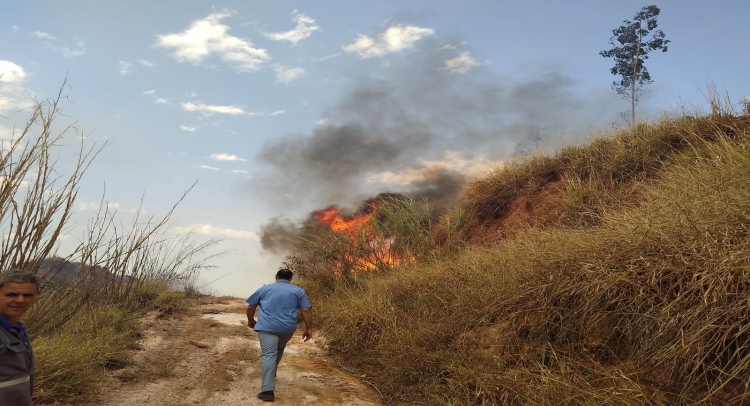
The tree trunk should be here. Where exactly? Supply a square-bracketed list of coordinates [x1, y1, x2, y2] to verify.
[631, 36, 642, 127]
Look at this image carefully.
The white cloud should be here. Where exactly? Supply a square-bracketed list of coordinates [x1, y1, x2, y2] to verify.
[263, 11, 320, 44]
[118, 61, 133, 75]
[0, 61, 27, 83]
[155, 98, 169, 104]
[366, 151, 500, 185]
[12, 26, 20, 33]
[76, 201, 137, 213]
[231, 169, 249, 174]
[143, 89, 156, 95]
[197, 165, 220, 170]
[182, 101, 261, 116]
[0, 125, 17, 141]
[317, 118, 328, 125]
[269, 110, 285, 116]
[180, 125, 197, 132]
[312, 53, 341, 62]
[138, 59, 156, 67]
[210, 153, 247, 161]
[274, 65, 305, 84]
[342, 24, 434, 58]
[157, 10, 269, 72]
[440, 51, 481, 74]
[107, 202, 124, 211]
[63, 41, 86, 57]
[31, 31, 56, 40]
[173, 223, 259, 239]
[0, 61, 32, 111]
[76, 201, 100, 211]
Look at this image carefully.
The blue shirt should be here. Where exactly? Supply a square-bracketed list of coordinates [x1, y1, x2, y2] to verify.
[0, 315, 29, 346]
[245, 280, 312, 334]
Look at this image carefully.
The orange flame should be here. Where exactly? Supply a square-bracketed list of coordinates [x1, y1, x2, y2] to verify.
[312, 205, 412, 274]
[313, 206, 375, 237]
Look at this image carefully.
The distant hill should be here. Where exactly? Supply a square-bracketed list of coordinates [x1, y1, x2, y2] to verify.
[38, 257, 133, 287]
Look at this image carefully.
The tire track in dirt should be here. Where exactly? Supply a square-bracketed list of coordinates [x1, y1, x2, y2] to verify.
[80, 298, 382, 406]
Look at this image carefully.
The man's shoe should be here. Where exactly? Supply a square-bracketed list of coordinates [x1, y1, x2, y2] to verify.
[257, 391, 275, 402]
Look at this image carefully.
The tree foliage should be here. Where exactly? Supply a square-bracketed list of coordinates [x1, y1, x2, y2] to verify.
[600, 5, 669, 126]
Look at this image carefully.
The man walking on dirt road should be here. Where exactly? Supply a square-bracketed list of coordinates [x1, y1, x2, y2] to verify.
[0, 270, 38, 406]
[246, 268, 312, 402]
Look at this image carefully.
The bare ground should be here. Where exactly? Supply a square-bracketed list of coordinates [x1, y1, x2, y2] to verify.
[78, 298, 383, 406]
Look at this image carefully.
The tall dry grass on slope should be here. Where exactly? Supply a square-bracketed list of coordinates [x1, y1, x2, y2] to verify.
[460, 113, 750, 226]
[510, 138, 750, 404]
[300, 112, 750, 405]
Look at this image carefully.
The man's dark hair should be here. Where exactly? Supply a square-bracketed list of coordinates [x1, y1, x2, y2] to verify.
[276, 268, 293, 280]
[0, 270, 39, 291]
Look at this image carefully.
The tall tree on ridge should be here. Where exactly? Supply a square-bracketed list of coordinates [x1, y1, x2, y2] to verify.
[601, 5, 669, 126]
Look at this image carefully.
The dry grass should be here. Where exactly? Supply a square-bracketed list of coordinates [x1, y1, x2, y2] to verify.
[32, 282, 198, 403]
[0, 81, 221, 402]
[459, 113, 750, 226]
[32, 305, 137, 402]
[509, 137, 750, 404]
[295, 106, 750, 404]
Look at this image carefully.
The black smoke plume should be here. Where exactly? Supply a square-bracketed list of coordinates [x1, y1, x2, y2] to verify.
[256, 39, 619, 256]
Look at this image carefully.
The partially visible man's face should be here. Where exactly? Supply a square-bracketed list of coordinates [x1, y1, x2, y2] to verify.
[0, 283, 37, 324]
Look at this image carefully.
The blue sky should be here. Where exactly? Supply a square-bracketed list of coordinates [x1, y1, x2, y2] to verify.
[2, 1, 749, 296]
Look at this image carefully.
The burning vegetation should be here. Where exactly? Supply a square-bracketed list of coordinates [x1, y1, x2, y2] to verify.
[279, 194, 433, 282]
[310, 204, 408, 274]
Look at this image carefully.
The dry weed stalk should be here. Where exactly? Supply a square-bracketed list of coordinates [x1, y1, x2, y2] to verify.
[0, 81, 220, 335]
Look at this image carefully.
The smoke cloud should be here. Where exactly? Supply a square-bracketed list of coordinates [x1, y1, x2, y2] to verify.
[259, 217, 304, 255]
[255, 39, 620, 255]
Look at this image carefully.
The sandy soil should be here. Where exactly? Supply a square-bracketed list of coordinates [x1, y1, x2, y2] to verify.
[78, 298, 382, 406]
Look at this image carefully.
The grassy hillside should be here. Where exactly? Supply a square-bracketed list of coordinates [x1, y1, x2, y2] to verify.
[295, 107, 750, 405]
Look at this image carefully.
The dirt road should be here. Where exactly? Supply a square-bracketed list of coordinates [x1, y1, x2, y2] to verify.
[82, 297, 382, 406]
